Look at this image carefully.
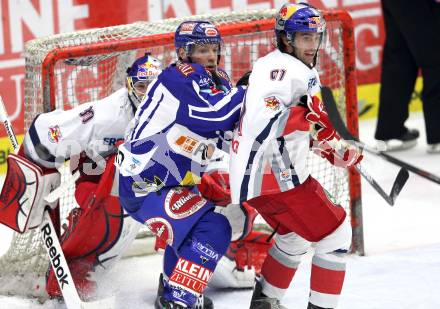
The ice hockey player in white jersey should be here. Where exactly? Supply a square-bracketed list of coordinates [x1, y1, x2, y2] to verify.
[117, 21, 247, 308]
[229, 3, 363, 309]
[0, 53, 162, 299]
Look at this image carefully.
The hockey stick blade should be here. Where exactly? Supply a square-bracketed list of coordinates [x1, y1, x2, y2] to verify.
[321, 86, 440, 185]
[355, 163, 408, 206]
[320, 86, 409, 205]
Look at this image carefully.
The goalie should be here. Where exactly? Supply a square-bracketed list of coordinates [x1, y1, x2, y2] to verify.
[0, 53, 163, 299]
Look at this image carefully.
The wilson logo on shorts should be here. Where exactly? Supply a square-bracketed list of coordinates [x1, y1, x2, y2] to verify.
[145, 217, 174, 246]
[164, 187, 207, 219]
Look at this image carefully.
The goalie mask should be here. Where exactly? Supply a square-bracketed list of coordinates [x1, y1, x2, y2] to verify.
[174, 21, 223, 67]
[275, 3, 327, 67]
[126, 53, 162, 107]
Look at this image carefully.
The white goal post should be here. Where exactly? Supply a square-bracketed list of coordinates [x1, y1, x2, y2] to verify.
[0, 8, 363, 300]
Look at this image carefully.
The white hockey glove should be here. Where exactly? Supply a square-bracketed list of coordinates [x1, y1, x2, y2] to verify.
[208, 256, 256, 289]
[215, 202, 257, 241]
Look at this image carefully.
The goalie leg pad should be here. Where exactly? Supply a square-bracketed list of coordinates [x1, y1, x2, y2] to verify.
[246, 176, 346, 242]
[0, 153, 60, 232]
[46, 173, 140, 298]
[208, 230, 273, 289]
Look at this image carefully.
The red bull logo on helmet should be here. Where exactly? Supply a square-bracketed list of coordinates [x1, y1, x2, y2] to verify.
[137, 61, 160, 79]
[279, 4, 298, 20]
[308, 16, 323, 29]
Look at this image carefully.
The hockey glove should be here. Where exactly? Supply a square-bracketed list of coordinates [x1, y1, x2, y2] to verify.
[311, 138, 363, 168]
[198, 171, 231, 206]
[236, 71, 252, 87]
[304, 95, 337, 141]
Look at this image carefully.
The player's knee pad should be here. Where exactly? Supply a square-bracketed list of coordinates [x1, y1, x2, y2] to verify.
[0, 153, 60, 232]
[192, 210, 232, 256]
[275, 231, 311, 257]
[174, 210, 232, 275]
[314, 219, 351, 254]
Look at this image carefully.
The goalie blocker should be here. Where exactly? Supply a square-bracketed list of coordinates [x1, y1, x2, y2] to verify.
[0, 150, 60, 233]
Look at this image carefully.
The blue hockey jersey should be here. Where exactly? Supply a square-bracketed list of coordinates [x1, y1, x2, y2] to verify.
[117, 61, 245, 204]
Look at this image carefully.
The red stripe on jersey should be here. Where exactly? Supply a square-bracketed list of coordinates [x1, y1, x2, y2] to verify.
[261, 253, 297, 289]
[310, 264, 346, 294]
[282, 106, 310, 136]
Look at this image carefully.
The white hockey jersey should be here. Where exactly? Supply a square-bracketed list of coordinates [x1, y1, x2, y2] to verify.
[230, 49, 321, 204]
[23, 88, 134, 168]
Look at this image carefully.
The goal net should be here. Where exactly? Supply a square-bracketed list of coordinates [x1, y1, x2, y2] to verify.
[0, 9, 362, 299]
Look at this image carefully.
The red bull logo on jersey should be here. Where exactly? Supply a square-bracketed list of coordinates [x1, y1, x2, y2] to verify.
[280, 169, 292, 182]
[48, 125, 62, 143]
[145, 217, 174, 246]
[264, 96, 281, 111]
[164, 187, 207, 220]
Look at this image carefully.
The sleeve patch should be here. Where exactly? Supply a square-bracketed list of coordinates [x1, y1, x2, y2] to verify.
[48, 125, 62, 143]
[264, 96, 281, 111]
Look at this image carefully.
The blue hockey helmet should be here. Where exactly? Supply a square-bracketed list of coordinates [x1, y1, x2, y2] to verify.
[126, 53, 162, 107]
[275, 3, 326, 54]
[174, 21, 222, 63]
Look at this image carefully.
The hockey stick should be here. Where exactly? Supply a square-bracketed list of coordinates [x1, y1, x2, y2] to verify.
[320, 86, 440, 185]
[0, 96, 114, 309]
[319, 87, 409, 206]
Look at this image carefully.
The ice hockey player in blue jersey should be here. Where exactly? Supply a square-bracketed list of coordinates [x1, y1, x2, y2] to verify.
[117, 21, 246, 308]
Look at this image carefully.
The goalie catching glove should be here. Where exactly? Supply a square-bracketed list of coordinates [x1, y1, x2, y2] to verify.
[0, 149, 60, 232]
[304, 94, 363, 168]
